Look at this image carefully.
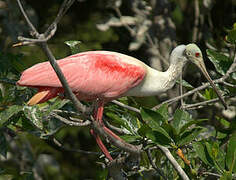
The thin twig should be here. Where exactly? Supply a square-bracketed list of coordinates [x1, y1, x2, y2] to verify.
[183, 95, 234, 110]
[146, 149, 167, 179]
[52, 137, 101, 155]
[0, 78, 16, 85]
[45, 0, 75, 36]
[222, 81, 236, 88]
[152, 78, 223, 110]
[114, 7, 136, 36]
[17, 0, 88, 115]
[201, 172, 221, 178]
[16, 0, 39, 37]
[112, 100, 140, 113]
[157, 145, 190, 180]
[51, 113, 90, 126]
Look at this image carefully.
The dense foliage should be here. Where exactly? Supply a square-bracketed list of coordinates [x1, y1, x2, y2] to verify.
[0, 0, 236, 179]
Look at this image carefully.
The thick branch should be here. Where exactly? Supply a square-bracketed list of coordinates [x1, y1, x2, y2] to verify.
[40, 43, 88, 114]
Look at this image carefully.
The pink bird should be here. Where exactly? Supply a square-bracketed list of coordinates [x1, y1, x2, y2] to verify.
[17, 44, 226, 161]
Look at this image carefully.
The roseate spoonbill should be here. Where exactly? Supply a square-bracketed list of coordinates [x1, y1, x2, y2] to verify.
[17, 43, 227, 161]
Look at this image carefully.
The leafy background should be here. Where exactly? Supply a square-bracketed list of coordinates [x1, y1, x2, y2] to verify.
[0, 0, 236, 179]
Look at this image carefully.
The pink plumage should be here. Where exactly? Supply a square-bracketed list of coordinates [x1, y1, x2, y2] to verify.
[17, 50, 148, 161]
[17, 51, 146, 103]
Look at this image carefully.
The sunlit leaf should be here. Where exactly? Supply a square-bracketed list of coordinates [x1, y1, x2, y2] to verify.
[65, 40, 81, 54]
[203, 88, 217, 100]
[120, 135, 141, 143]
[176, 79, 193, 88]
[23, 106, 43, 130]
[106, 112, 139, 134]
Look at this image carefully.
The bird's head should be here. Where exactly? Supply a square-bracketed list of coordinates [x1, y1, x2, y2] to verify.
[184, 43, 204, 68]
[184, 43, 227, 109]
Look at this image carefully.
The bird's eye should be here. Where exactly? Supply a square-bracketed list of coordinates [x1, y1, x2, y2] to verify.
[195, 52, 200, 57]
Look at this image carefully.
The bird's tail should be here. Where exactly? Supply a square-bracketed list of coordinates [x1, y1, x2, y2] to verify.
[27, 87, 63, 105]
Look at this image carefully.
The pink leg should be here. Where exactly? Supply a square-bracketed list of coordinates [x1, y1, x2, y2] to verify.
[91, 100, 126, 161]
[90, 129, 113, 161]
[91, 100, 113, 161]
[96, 101, 124, 142]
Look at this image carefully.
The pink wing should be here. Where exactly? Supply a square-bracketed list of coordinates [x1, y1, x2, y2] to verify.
[17, 51, 146, 101]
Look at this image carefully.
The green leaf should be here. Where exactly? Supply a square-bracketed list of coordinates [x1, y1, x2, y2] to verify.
[141, 108, 164, 128]
[176, 79, 193, 88]
[64, 40, 81, 54]
[106, 112, 139, 134]
[226, 26, 236, 44]
[205, 141, 219, 160]
[217, 117, 230, 128]
[138, 124, 172, 146]
[0, 130, 7, 158]
[146, 130, 172, 146]
[45, 99, 69, 116]
[23, 106, 43, 130]
[177, 127, 204, 146]
[204, 88, 217, 100]
[220, 171, 232, 180]
[0, 105, 23, 126]
[179, 119, 207, 134]
[207, 49, 235, 79]
[205, 141, 223, 173]
[172, 109, 192, 135]
[192, 142, 214, 166]
[226, 132, 236, 173]
[156, 104, 168, 120]
[120, 135, 141, 143]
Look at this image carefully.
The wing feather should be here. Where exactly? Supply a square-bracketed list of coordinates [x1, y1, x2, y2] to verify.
[17, 51, 147, 100]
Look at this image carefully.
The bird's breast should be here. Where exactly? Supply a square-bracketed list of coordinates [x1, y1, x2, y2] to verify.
[123, 67, 168, 97]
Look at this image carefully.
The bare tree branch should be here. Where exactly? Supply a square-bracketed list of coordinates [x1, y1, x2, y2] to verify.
[51, 137, 101, 156]
[157, 145, 190, 180]
[112, 100, 140, 113]
[51, 113, 91, 126]
[16, 0, 39, 37]
[146, 149, 167, 179]
[40, 43, 88, 114]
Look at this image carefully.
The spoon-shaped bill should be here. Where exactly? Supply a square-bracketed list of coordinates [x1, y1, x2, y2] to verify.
[196, 60, 227, 109]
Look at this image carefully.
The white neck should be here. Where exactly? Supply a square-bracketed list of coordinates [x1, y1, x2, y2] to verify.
[124, 46, 187, 97]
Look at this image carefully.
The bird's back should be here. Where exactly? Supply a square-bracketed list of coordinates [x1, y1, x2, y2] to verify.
[17, 51, 147, 102]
